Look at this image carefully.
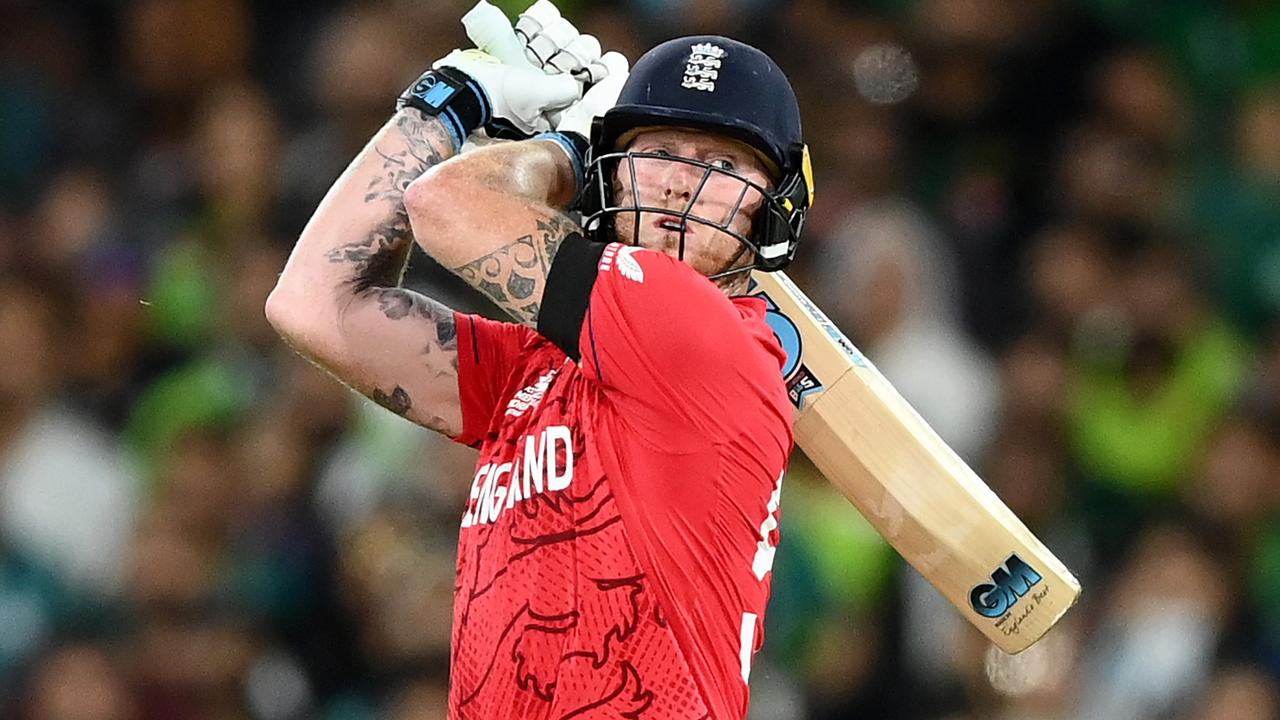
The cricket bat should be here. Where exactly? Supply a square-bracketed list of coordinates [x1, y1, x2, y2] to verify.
[750, 270, 1081, 654]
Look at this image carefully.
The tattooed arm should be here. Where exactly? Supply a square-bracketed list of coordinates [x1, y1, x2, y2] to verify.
[265, 111, 463, 435]
[402, 138, 583, 326]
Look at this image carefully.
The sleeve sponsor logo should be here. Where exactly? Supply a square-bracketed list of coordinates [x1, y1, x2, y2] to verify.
[598, 244, 645, 283]
[504, 369, 560, 418]
[616, 246, 645, 283]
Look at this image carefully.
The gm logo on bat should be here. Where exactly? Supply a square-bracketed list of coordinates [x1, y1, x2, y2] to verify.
[969, 553, 1043, 619]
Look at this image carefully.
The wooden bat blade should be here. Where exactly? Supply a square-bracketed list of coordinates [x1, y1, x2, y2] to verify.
[750, 270, 1080, 654]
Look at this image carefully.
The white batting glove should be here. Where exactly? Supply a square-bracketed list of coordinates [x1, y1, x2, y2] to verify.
[536, 51, 627, 196]
[429, 48, 579, 138]
[463, 0, 608, 132]
[554, 52, 629, 138]
[397, 2, 588, 147]
[513, 1, 613, 85]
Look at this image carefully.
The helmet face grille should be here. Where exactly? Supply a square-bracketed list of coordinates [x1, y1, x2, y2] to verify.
[582, 150, 805, 276]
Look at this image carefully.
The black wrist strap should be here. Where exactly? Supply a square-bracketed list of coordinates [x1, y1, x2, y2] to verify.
[398, 66, 492, 148]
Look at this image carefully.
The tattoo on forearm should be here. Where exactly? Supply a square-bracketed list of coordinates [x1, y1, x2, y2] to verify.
[358, 290, 458, 426]
[536, 215, 572, 265]
[292, 113, 461, 434]
[328, 113, 451, 291]
[452, 214, 577, 324]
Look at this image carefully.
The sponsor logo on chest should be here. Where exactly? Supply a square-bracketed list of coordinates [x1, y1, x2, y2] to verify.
[461, 424, 576, 528]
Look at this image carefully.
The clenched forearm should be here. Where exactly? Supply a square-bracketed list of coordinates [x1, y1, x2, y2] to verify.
[439, 138, 580, 207]
[266, 110, 467, 430]
[403, 138, 584, 326]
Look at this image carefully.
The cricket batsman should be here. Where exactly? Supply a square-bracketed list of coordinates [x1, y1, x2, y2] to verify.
[266, 1, 813, 716]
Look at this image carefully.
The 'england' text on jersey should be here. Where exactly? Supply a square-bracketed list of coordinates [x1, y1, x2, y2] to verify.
[461, 425, 575, 528]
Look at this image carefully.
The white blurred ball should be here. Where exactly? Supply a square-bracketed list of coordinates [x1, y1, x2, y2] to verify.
[851, 43, 919, 105]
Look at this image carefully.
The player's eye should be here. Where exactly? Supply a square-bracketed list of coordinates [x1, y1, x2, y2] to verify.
[710, 158, 736, 171]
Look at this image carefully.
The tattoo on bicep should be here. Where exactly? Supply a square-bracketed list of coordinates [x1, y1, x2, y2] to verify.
[364, 287, 459, 366]
[537, 215, 573, 262]
[370, 384, 453, 433]
[369, 385, 412, 416]
[452, 214, 579, 324]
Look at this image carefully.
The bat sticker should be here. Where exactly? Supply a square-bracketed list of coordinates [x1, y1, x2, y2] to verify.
[751, 281, 824, 408]
[969, 553, 1044, 620]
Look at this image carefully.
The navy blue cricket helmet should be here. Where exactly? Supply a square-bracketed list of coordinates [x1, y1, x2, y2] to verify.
[579, 35, 814, 273]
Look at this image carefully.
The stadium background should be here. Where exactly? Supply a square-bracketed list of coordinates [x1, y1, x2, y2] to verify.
[2, 0, 1279, 717]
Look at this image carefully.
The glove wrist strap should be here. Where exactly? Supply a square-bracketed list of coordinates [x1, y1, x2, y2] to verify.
[536, 131, 589, 196]
[398, 66, 492, 149]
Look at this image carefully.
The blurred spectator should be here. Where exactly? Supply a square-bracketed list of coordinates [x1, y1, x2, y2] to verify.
[1185, 666, 1280, 720]
[23, 643, 137, 720]
[1053, 121, 1172, 227]
[194, 82, 282, 241]
[386, 679, 450, 720]
[1071, 520, 1237, 720]
[1023, 222, 1121, 347]
[815, 199, 1000, 461]
[1090, 46, 1189, 152]
[1186, 83, 1280, 334]
[1066, 238, 1248, 540]
[0, 542, 69, 703]
[0, 276, 141, 598]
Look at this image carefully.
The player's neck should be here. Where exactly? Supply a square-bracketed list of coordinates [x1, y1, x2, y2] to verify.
[715, 272, 751, 297]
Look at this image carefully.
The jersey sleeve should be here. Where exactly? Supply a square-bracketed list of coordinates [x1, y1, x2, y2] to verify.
[452, 312, 537, 447]
[538, 235, 780, 438]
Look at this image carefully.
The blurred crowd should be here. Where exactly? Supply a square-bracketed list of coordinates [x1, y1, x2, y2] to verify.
[1, 0, 1279, 718]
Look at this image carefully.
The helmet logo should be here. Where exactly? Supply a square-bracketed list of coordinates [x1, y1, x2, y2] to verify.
[682, 42, 726, 92]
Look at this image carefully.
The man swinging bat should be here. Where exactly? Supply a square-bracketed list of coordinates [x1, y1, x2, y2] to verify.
[268, 1, 811, 717]
[269, 0, 1078, 716]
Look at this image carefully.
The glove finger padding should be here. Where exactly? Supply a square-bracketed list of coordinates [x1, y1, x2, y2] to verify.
[555, 61, 628, 138]
[525, 16, 580, 68]
[514, 0, 561, 46]
[546, 33, 602, 78]
[599, 51, 629, 78]
[502, 72, 581, 132]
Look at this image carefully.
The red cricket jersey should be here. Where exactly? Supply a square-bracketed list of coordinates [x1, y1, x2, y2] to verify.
[448, 241, 793, 719]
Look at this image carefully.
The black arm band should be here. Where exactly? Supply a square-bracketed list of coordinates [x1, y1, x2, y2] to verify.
[398, 66, 492, 148]
[538, 231, 605, 361]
